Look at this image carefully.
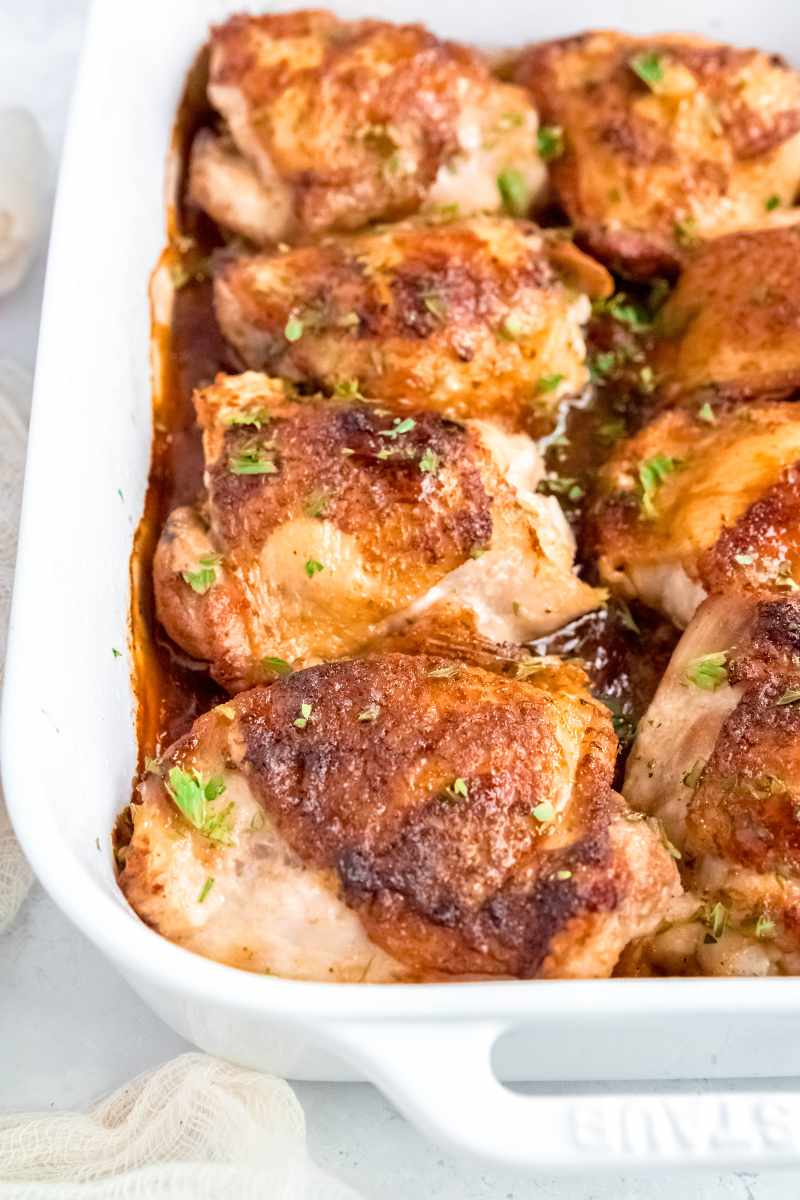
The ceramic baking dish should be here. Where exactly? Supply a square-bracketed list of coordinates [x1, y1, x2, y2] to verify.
[7, 0, 800, 1173]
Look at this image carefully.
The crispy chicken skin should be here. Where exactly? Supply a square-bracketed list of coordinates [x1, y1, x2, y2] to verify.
[651, 227, 800, 403]
[589, 403, 800, 627]
[622, 594, 800, 976]
[511, 31, 800, 277]
[188, 10, 545, 243]
[119, 654, 680, 981]
[213, 216, 612, 424]
[154, 373, 603, 692]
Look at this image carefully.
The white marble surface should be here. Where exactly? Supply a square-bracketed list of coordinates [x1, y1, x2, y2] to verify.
[1, 2, 799, 1196]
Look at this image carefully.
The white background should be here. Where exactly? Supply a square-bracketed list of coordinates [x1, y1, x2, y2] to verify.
[0, 2, 798, 1196]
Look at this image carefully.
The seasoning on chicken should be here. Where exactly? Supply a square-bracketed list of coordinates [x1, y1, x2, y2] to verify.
[213, 215, 612, 424]
[188, 10, 545, 243]
[511, 31, 800, 277]
[622, 593, 800, 976]
[153, 372, 604, 692]
[589, 403, 800, 627]
[119, 653, 680, 981]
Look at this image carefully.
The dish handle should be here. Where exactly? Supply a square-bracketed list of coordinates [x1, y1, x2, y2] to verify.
[325, 1020, 800, 1171]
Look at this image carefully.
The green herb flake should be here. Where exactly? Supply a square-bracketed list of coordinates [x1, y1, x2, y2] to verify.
[734, 553, 754, 566]
[423, 293, 448, 321]
[378, 417, 416, 439]
[197, 877, 215, 904]
[263, 656, 293, 677]
[497, 167, 531, 216]
[755, 913, 776, 939]
[598, 417, 626, 444]
[589, 351, 617, 382]
[222, 407, 270, 429]
[428, 664, 459, 679]
[595, 293, 652, 332]
[284, 315, 304, 342]
[165, 767, 233, 844]
[112, 647, 122, 659]
[765, 194, 781, 212]
[532, 800, 555, 824]
[304, 558, 324, 578]
[450, 777, 469, 799]
[419, 446, 441, 475]
[697, 402, 716, 425]
[704, 901, 728, 942]
[681, 759, 706, 789]
[499, 312, 525, 341]
[685, 651, 728, 692]
[181, 552, 222, 595]
[537, 124, 564, 161]
[537, 373, 565, 394]
[775, 688, 800, 706]
[638, 453, 680, 519]
[556, 869, 572, 881]
[334, 378, 363, 399]
[357, 703, 381, 722]
[293, 701, 313, 729]
[629, 51, 664, 89]
[616, 599, 640, 635]
[228, 448, 278, 476]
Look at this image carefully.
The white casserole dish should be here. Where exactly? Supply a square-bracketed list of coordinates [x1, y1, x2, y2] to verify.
[7, 0, 800, 1173]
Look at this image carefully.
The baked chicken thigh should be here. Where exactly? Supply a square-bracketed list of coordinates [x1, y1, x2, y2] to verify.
[213, 215, 612, 424]
[623, 593, 800, 976]
[511, 32, 800, 277]
[188, 10, 545, 244]
[651, 226, 800, 403]
[590, 403, 800, 627]
[154, 372, 603, 691]
[119, 653, 680, 981]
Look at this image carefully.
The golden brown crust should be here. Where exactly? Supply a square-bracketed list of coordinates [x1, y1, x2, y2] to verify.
[651, 227, 800, 403]
[213, 217, 611, 424]
[512, 31, 800, 277]
[122, 654, 679, 979]
[201, 11, 544, 239]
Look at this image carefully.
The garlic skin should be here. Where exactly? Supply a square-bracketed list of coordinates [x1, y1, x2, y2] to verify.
[0, 109, 48, 296]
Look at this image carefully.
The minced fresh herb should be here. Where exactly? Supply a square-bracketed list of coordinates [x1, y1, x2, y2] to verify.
[629, 51, 664, 88]
[704, 901, 728, 942]
[589, 351, 617, 382]
[334, 378, 363, 399]
[293, 701, 313, 729]
[419, 447, 441, 475]
[756, 913, 776, 939]
[182, 552, 222, 595]
[166, 767, 233, 844]
[304, 491, 330, 518]
[697, 402, 716, 425]
[686, 651, 728, 691]
[304, 559, 324, 578]
[616, 599, 640, 635]
[112, 647, 122, 659]
[378, 417, 416, 438]
[775, 688, 800, 706]
[447, 777, 469, 800]
[222, 407, 270, 429]
[428, 664, 459, 679]
[263, 656, 292, 677]
[537, 124, 564, 161]
[228, 448, 278, 475]
[594, 293, 652, 332]
[499, 312, 525, 341]
[197, 877, 215, 904]
[734, 553, 754, 566]
[423, 293, 448, 321]
[638, 454, 680, 519]
[556, 869, 572, 881]
[284, 315, 304, 342]
[497, 167, 530, 216]
[682, 759, 705, 789]
[765, 195, 781, 212]
[532, 800, 555, 824]
[598, 417, 626, 444]
[357, 704, 381, 722]
[537, 374, 564, 394]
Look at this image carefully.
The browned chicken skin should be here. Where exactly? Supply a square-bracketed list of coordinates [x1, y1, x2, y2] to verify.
[622, 594, 800, 976]
[154, 372, 604, 691]
[119, 654, 680, 981]
[213, 215, 612, 424]
[511, 31, 800, 277]
[188, 10, 545, 243]
[589, 403, 800, 627]
[651, 226, 800, 403]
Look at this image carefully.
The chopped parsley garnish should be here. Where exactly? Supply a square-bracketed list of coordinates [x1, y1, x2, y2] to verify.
[304, 491, 329, 518]
[112, 647, 122, 659]
[616, 599, 640, 635]
[428, 664, 459, 679]
[765, 194, 781, 212]
[629, 51, 664, 89]
[686, 651, 728, 691]
[284, 315, 304, 342]
[181, 552, 222, 595]
[556, 869, 572, 881]
[598, 417, 626, 444]
[448, 777, 469, 800]
[334, 378, 363, 399]
[378, 417, 416, 438]
[166, 767, 233, 844]
[697, 402, 716, 425]
[638, 453, 680, 518]
[704, 901, 728, 942]
[537, 373, 564, 394]
[419, 447, 441, 475]
[537, 124, 564, 161]
[304, 559, 324, 578]
[497, 167, 531, 216]
[263, 656, 292, 677]
[755, 913, 776, 939]
[222, 407, 270, 429]
[537, 474, 584, 501]
[197, 877, 215, 904]
[532, 800, 555, 824]
[681, 759, 705, 789]
[775, 688, 800, 706]
[499, 312, 525, 341]
[293, 701, 313, 729]
[357, 703, 381, 722]
[734, 553, 754, 566]
[589, 351, 617, 382]
[228, 448, 278, 475]
[594, 293, 652, 332]
[423, 293, 448, 321]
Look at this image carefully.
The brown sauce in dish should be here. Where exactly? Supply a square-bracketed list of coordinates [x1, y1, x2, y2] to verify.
[128, 56, 677, 780]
